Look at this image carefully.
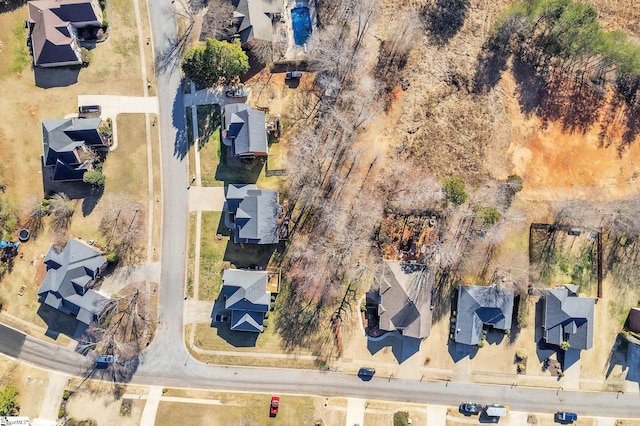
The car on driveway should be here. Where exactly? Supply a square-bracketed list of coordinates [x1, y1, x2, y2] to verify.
[459, 402, 482, 415]
[270, 395, 280, 416]
[555, 411, 578, 423]
[225, 87, 249, 98]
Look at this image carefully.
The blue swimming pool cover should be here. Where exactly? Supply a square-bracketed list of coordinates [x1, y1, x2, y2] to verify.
[291, 6, 312, 46]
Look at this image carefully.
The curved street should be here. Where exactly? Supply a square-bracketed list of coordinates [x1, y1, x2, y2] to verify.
[1, 0, 639, 423]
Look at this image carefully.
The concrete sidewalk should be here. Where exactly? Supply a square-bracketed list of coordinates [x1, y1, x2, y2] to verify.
[37, 372, 69, 422]
[140, 386, 163, 426]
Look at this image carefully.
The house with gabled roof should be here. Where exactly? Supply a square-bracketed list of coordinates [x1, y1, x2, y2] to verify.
[374, 260, 433, 339]
[37, 238, 108, 325]
[222, 103, 268, 159]
[27, 0, 103, 67]
[224, 184, 280, 245]
[543, 285, 595, 350]
[455, 284, 514, 346]
[41, 117, 107, 181]
[221, 269, 270, 332]
[232, 0, 282, 46]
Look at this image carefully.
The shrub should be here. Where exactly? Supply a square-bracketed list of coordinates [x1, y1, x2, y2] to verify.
[506, 174, 523, 193]
[0, 385, 19, 416]
[80, 47, 90, 67]
[442, 177, 468, 206]
[504, 328, 511, 335]
[99, 125, 112, 139]
[58, 409, 65, 419]
[105, 251, 118, 263]
[478, 339, 485, 348]
[63, 390, 71, 400]
[560, 341, 571, 351]
[516, 348, 527, 360]
[393, 411, 410, 426]
[83, 170, 105, 187]
[480, 206, 501, 226]
[262, 319, 269, 329]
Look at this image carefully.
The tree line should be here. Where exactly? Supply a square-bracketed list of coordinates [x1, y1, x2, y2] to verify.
[495, 0, 640, 88]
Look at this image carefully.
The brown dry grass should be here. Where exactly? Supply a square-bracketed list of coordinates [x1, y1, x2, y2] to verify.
[155, 393, 317, 426]
[0, 356, 50, 418]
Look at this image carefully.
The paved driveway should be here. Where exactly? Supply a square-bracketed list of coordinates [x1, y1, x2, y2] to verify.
[188, 186, 225, 212]
[77, 95, 159, 119]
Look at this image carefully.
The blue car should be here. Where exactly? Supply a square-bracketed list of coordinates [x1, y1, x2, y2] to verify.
[555, 412, 578, 423]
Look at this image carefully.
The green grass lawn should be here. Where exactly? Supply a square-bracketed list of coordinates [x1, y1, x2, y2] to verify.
[198, 211, 227, 300]
[198, 104, 222, 187]
[11, 21, 30, 74]
[187, 212, 196, 298]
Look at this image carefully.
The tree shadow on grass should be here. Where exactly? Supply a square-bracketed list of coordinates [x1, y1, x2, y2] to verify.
[422, 0, 470, 46]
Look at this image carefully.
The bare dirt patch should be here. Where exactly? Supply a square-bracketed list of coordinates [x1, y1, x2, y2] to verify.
[64, 390, 144, 426]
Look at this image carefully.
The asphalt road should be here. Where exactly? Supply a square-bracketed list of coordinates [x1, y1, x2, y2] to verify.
[0, 324, 26, 358]
[2, 0, 640, 421]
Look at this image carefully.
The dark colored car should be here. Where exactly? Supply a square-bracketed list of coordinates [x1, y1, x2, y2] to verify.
[555, 412, 578, 423]
[270, 395, 280, 416]
[285, 71, 303, 79]
[78, 105, 101, 115]
[225, 87, 249, 98]
[357, 367, 375, 381]
[459, 402, 482, 415]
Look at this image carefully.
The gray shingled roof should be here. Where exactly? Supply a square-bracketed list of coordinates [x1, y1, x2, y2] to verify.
[224, 184, 280, 244]
[223, 103, 268, 157]
[233, 0, 281, 45]
[455, 285, 514, 346]
[42, 117, 105, 181]
[27, 0, 102, 67]
[377, 261, 433, 339]
[38, 239, 108, 325]
[543, 285, 595, 350]
[222, 269, 270, 332]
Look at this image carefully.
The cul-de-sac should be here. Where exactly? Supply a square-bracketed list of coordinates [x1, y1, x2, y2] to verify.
[1, 0, 640, 425]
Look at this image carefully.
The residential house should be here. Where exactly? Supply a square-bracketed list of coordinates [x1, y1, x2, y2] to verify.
[41, 117, 107, 181]
[232, 0, 282, 46]
[222, 103, 268, 159]
[374, 261, 433, 339]
[221, 269, 270, 332]
[224, 184, 280, 245]
[37, 239, 108, 325]
[455, 285, 514, 346]
[543, 285, 595, 350]
[27, 0, 103, 67]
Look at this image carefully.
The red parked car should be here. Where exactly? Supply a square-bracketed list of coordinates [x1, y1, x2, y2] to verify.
[270, 396, 280, 416]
